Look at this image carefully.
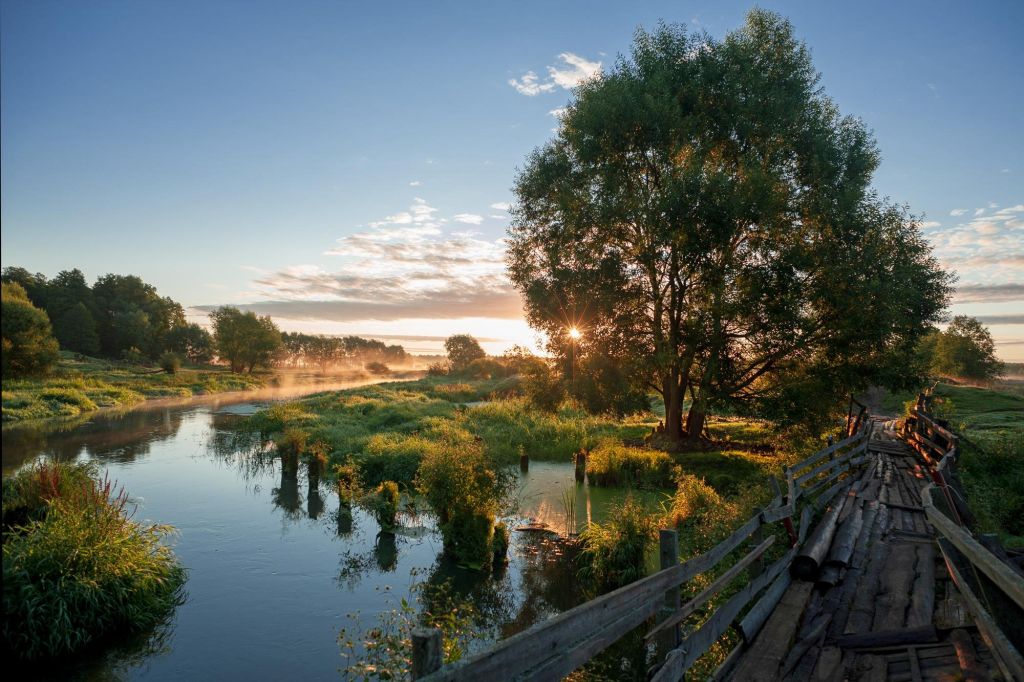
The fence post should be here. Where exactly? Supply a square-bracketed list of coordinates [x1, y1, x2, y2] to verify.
[412, 627, 443, 679]
[654, 529, 681, 665]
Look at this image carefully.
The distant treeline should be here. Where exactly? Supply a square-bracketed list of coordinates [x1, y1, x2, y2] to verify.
[281, 333, 408, 371]
[0, 267, 407, 375]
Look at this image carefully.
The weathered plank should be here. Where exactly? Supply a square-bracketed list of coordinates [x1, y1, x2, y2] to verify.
[907, 542, 936, 628]
[788, 432, 865, 476]
[872, 542, 918, 631]
[950, 628, 993, 682]
[923, 485, 1024, 610]
[646, 535, 775, 640]
[722, 581, 815, 682]
[837, 625, 938, 649]
[791, 494, 846, 581]
[738, 569, 791, 643]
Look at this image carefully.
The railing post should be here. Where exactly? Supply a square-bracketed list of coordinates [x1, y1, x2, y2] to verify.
[654, 529, 681, 664]
[412, 627, 443, 679]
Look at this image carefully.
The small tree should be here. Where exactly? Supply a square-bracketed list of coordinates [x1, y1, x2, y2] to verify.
[1, 283, 60, 377]
[167, 323, 214, 365]
[444, 334, 486, 373]
[159, 352, 181, 374]
[929, 316, 1002, 383]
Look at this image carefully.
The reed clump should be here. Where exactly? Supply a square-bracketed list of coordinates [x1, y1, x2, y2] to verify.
[2, 461, 186, 660]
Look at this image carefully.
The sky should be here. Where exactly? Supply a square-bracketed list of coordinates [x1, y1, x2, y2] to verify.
[2, 0, 1022, 358]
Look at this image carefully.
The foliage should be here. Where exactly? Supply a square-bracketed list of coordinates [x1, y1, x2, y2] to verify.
[577, 496, 658, 594]
[585, 439, 675, 489]
[2, 461, 95, 531]
[922, 316, 1002, 383]
[2, 462, 186, 660]
[1, 282, 60, 378]
[339, 577, 485, 681]
[520, 359, 566, 412]
[366, 361, 391, 375]
[444, 334, 486, 373]
[159, 352, 181, 374]
[959, 434, 1023, 546]
[280, 332, 407, 372]
[507, 11, 952, 442]
[166, 323, 214, 364]
[364, 481, 400, 532]
[210, 306, 283, 373]
[415, 427, 502, 568]
[52, 301, 101, 356]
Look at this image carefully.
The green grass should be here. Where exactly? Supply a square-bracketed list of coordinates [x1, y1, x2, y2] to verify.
[2, 352, 266, 423]
[2, 461, 186, 660]
[586, 439, 675, 489]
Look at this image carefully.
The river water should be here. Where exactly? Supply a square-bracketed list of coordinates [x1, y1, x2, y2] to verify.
[2, 388, 662, 680]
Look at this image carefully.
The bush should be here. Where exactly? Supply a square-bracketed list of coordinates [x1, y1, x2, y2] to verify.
[578, 496, 658, 594]
[416, 432, 501, 568]
[365, 361, 391, 375]
[522, 362, 565, 412]
[159, 351, 181, 374]
[363, 481, 400, 532]
[1, 282, 60, 378]
[586, 439, 676, 488]
[426, 361, 450, 376]
[2, 462, 186, 660]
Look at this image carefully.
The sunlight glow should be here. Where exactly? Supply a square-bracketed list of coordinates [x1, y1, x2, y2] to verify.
[568, 326, 582, 340]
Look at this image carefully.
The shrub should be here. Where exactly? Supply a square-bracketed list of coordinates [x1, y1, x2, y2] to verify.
[363, 481, 400, 532]
[586, 439, 676, 488]
[464, 357, 508, 380]
[39, 387, 98, 414]
[2, 463, 186, 660]
[578, 496, 658, 594]
[365, 361, 391, 375]
[426, 361, 450, 376]
[159, 351, 181, 374]
[522, 361, 565, 412]
[416, 434, 501, 568]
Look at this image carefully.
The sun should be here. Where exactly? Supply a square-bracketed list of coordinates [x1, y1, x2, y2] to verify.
[568, 326, 582, 340]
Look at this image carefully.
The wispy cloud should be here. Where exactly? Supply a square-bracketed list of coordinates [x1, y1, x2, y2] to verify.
[508, 71, 555, 96]
[509, 52, 601, 96]
[919, 220, 941, 229]
[954, 284, 1024, 304]
[950, 209, 967, 216]
[490, 202, 510, 211]
[928, 202, 1023, 303]
[203, 198, 522, 322]
[409, 180, 421, 186]
[974, 314, 1024, 325]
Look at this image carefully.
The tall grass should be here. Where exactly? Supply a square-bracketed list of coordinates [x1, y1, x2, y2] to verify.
[2, 462, 186, 660]
[577, 497, 659, 595]
[585, 439, 676, 489]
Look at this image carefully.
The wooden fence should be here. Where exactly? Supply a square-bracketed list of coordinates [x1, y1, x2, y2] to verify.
[414, 424, 872, 681]
[910, 402, 1024, 681]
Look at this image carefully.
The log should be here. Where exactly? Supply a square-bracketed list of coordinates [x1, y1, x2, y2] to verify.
[836, 624, 938, 649]
[519, 452, 529, 471]
[574, 450, 586, 482]
[779, 612, 831, 679]
[791, 497, 845, 581]
[827, 502, 864, 568]
[724, 581, 815, 682]
[907, 542, 936, 628]
[816, 563, 842, 589]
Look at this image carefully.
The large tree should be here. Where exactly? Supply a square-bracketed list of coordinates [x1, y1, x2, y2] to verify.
[210, 306, 283, 373]
[507, 11, 951, 441]
[925, 316, 1001, 383]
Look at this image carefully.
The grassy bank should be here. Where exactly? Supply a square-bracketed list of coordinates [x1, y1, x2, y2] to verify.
[2, 352, 266, 423]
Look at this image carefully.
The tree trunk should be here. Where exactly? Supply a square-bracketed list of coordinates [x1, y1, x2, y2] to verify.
[664, 376, 685, 441]
[685, 406, 706, 442]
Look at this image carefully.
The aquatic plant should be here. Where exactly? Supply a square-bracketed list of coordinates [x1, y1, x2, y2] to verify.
[585, 438, 675, 489]
[577, 496, 658, 594]
[2, 462, 186, 660]
[559, 485, 577, 536]
[364, 481, 401, 532]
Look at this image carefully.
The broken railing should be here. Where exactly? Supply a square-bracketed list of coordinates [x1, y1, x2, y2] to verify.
[413, 424, 872, 681]
[911, 404, 1024, 681]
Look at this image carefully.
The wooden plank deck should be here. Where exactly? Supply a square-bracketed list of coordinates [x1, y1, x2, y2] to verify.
[728, 420, 1007, 681]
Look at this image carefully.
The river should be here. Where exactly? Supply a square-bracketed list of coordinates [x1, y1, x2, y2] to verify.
[2, 386, 663, 680]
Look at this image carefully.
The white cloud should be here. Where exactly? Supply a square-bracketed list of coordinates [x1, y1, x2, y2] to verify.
[950, 209, 967, 216]
[453, 213, 484, 225]
[928, 200, 1024, 297]
[919, 221, 941, 229]
[974, 208, 985, 216]
[989, 202, 999, 209]
[547, 52, 601, 89]
[490, 202, 511, 211]
[549, 107, 568, 119]
[409, 180, 421, 186]
[509, 52, 601, 96]
[508, 70, 555, 96]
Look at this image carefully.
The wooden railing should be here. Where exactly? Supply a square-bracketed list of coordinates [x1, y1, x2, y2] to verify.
[414, 424, 872, 681]
[906, 400, 1024, 681]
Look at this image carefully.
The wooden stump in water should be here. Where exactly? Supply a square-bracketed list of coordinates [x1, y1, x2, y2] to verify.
[574, 450, 587, 482]
[520, 452, 529, 472]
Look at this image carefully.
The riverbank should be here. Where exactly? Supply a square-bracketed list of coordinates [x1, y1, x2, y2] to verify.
[1, 353, 411, 424]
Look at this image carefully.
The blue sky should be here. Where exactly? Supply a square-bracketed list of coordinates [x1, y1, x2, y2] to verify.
[2, 0, 1022, 357]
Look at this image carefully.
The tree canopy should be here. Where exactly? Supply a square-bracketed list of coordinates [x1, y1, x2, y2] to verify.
[210, 306, 284, 373]
[444, 334, 486, 372]
[1, 282, 60, 378]
[922, 316, 1002, 383]
[507, 10, 952, 440]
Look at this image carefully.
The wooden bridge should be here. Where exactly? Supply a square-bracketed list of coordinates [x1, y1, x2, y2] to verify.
[413, 398, 1024, 681]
